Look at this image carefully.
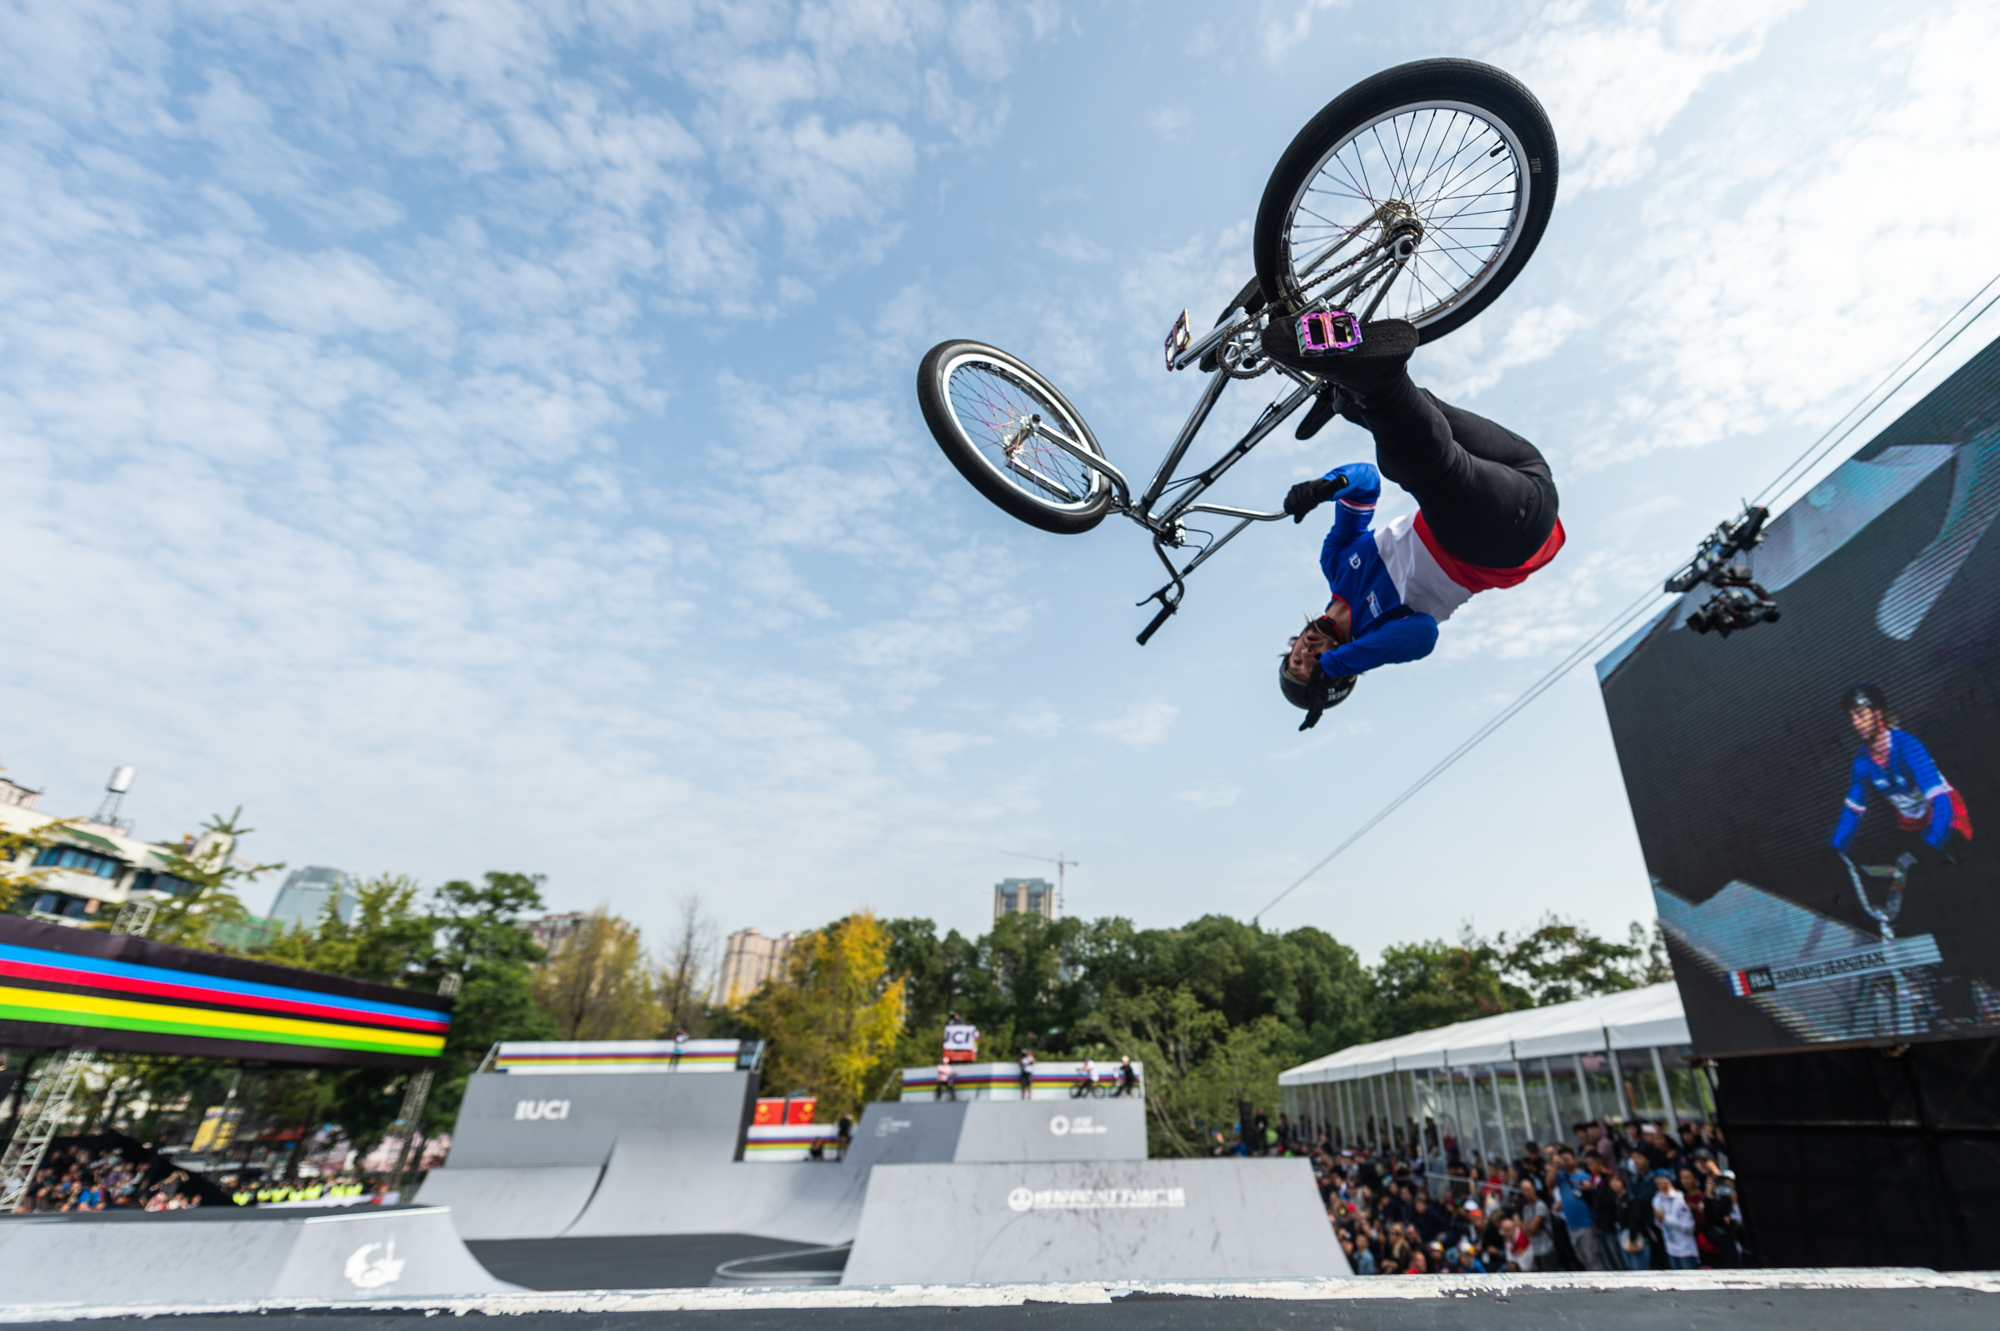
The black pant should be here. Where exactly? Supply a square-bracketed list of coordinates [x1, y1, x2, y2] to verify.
[1344, 375, 1558, 569]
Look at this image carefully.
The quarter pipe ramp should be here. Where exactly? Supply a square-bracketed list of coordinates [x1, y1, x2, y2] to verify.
[0, 1205, 517, 1305]
[840, 1158, 1350, 1286]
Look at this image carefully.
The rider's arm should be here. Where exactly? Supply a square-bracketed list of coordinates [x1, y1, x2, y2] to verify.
[1318, 611, 1438, 678]
[1320, 463, 1381, 551]
[1830, 756, 1867, 852]
[1897, 732, 1956, 847]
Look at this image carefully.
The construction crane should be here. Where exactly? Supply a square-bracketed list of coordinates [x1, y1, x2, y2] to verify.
[998, 850, 1077, 918]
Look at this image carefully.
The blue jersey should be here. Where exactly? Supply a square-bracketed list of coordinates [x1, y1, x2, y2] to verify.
[1831, 728, 1966, 850]
[1312, 464, 1440, 679]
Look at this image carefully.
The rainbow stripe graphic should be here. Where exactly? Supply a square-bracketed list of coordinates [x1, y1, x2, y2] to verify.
[0, 917, 449, 1069]
[493, 1039, 742, 1074]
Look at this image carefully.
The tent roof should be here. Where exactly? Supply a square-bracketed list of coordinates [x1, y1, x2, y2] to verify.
[1277, 983, 1687, 1085]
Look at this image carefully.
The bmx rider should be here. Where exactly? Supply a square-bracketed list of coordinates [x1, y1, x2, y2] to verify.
[1830, 684, 1972, 857]
[1269, 319, 1565, 728]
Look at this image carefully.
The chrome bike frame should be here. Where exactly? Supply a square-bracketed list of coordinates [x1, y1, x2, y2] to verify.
[1020, 300, 1352, 644]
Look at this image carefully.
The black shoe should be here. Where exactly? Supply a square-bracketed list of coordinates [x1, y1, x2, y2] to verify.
[1262, 316, 1418, 400]
[1295, 384, 1348, 440]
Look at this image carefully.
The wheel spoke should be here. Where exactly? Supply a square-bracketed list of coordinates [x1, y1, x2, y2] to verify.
[945, 361, 1098, 509]
[1282, 100, 1529, 328]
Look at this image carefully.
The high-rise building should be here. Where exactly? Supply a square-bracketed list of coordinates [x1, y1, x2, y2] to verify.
[267, 866, 358, 930]
[714, 928, 796, 1007]
[993, 877, 1057, 922]
[528, 911, 591, 955]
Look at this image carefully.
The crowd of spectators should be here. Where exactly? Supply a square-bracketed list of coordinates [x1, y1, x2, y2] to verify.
[19, 1142, 212, 1212]
[1223, 1110, 1751, 1274]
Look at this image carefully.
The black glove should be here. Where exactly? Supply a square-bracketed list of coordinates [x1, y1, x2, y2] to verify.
[1284, 474, 1348, 523]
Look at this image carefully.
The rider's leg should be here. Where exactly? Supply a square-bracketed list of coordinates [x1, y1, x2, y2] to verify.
[1342, 373, 1559, 569]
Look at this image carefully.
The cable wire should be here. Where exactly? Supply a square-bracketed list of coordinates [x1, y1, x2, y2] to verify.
[1251, 271, 2000, 924]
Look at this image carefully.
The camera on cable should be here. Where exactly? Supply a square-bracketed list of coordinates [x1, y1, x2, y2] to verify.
[1665, 503, 1780, 637]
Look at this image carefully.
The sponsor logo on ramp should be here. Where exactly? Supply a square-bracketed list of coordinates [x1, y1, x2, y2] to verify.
[1047, 1114, 1107, 1137]
[875, 1116, 912, 1137]
[1005, 1186, 1186, 1212]
[513, 1098, 572, 1120]
[343, 1240, 406, 1290]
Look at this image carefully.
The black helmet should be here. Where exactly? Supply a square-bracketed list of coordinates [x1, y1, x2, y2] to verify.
[1280, 662, 1357, 730]
[1842, 684, 1888, 714]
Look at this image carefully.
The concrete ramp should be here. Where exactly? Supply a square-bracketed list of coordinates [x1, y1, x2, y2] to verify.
[955, 1099, 1145, 1162]
[840, 1159, 1350, 1286]
[563, 1133, 870, 1244]
[0, 1205, 516, 1306]
[413, 1166, 603, 1240]
[443, 1069, 755, 1168]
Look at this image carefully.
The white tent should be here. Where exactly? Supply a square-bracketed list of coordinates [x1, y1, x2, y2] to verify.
[1276, 983, 1709, 1160]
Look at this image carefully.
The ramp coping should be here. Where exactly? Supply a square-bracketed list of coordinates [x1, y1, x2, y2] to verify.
[2, 1267, 1996, 1320]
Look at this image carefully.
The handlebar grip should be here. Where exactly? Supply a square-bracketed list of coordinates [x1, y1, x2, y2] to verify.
[1137, 602, 1177, 645]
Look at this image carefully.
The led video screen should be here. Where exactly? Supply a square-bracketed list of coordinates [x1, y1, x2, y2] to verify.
[0, 915, 450, 1068]
[1599, 335, 2000, 1055]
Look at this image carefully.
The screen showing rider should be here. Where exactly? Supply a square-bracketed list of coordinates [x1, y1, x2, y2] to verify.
[1830, 684, 1973, 857]
[1269, 318, 1565, 728]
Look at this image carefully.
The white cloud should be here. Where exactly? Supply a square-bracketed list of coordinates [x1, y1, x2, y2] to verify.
[1089, 699, 1180, 746]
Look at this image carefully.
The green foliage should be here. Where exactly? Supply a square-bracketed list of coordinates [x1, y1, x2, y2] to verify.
[257, 869, 556, 1149]
[147, 809, 282, 949]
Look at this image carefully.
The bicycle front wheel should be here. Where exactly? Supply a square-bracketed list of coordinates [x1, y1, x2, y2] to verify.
[1254, 59, 1559, 343]
[918, 340, 1112, 535]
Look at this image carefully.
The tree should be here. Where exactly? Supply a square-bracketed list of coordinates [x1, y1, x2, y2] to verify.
[1370, 931, 1526, 1038]
[746, 913, 905, 1117]
[147, 809, 282, 949]
[656, 893, 717, 1036]
[533, 907, 660, 1040]
[1493, 914, 1659, 1006]
[425, 873, 558, 1129]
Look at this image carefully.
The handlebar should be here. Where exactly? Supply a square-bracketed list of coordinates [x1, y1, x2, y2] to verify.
[1137, 600, 1177, 645]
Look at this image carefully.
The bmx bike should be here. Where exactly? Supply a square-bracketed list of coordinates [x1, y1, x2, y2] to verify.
[917, 60, 1559, 643]
[1069, 1077, 1106, 1100]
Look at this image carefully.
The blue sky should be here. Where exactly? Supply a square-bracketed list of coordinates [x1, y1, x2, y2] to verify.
[5, 0, 1999, 963]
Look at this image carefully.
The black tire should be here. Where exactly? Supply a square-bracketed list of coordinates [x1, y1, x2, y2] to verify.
[917, 340, 1112, 535]
[1253, 59, 1559, 344]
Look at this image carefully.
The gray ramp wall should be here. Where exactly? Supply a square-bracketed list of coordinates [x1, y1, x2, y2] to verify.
[840, 1159, 1351, 1286]
[411, 1165, 603, 1240]
[0, 1206, 516, 1306]
[954, 1099, 1146, 1162]
[563, 1132, 871, 1244]
[839, 1101, 967, 1171]
[443, 1071, 756, 1168]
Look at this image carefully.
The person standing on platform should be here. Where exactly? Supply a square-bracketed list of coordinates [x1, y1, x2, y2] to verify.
[1018, 1049, 1037, 1099]
[836, 1111, 853, 1162]
[670, 1027, 688, 1069]
[936, 1060, 957, 1102]
[1117, 1055, 1139, 1098]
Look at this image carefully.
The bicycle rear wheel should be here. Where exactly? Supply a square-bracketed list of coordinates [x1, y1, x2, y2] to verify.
[918, 340, 1112, 535]
[1253, 59, 1559, 343]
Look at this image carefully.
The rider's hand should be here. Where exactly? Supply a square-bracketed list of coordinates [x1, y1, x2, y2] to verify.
[1284, 474, 1348, 523]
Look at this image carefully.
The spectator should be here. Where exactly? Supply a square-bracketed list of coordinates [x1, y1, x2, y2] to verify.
[1552, 1149, 1606, 1271]
[1517, 1177, 1555, 1272]
[1017, 1049, 1036, 1099]
[1653, 1175, 1700, 1270]
[836, 1112, 853, 1162]
[935, 1060, 956, 1101]
[1615, 1171, 1656, 1270]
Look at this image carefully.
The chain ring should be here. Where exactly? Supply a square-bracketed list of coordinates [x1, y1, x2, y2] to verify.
[1216, 323, 1273, 380]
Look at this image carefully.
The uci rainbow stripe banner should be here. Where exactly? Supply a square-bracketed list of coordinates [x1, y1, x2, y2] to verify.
[492, 1039, 742, 1073]
[0, 916, 450, 1069]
